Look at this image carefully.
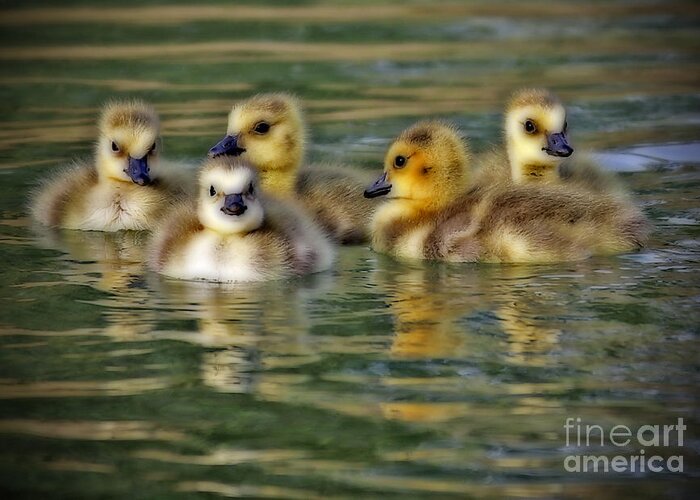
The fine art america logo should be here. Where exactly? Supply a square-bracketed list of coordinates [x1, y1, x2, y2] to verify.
[563, 417, 686, 473]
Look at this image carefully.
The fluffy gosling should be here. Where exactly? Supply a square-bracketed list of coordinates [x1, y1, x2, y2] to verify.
[30, 100, 186, 231]
[148, 156, 334, 283]
[478, 88, 626, 197]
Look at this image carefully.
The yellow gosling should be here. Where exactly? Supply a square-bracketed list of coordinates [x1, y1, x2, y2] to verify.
[30, 100, 186, 231]
[148, 156, 334, 283]
[364, 120, 471, 259]
[208, 92, 376, 243]
[477, 88, 627, 197]
[365, 120, 649, 263]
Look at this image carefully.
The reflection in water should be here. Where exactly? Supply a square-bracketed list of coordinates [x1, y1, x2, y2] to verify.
[174, 481, 324, 500]
[155, 279, 316, 395]
[31, 227, 159, 341]
[44, 460, 116, 474]
[134, 447, 308, 466]
[0, 378, 171, 398]
[0, 419, 184, 441]
[377, 265, 471, 359]
[375, 262, 565, 366]
[34, 227, 148, 291]
[373, 261, 569, 423]
[492, 267, 564, 368]
[497, 301, 561, 367]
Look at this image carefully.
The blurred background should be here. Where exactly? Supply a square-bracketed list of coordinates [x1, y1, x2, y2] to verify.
[1, 0, 699, 167]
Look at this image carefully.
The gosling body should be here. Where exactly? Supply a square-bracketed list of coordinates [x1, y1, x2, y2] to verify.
[208, 93, 375, 243]
[149, 157, 334, 283]
[31, 100, 185, 231]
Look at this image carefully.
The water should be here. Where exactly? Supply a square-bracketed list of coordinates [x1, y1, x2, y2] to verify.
[1, 1, 699, 498]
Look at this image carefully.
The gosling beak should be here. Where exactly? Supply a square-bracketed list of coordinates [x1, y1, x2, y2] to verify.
[221, 193, 247, 216]
[543, 132, 573, 157]
[364, 172, 392, 198]
[126, 156, 151, 186]
[208, 134, 246, 157]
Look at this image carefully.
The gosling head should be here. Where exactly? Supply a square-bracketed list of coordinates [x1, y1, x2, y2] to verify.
[364, 121, 470, 209]
[97, 100, 161, 186]
[198, 157, 264, 235]
[208, 93, 305, 176]
[505, 88, 573, 183]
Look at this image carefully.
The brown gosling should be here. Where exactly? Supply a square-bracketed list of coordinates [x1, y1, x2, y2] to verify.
[208, 93, 376, 244]
[148, 156, 334, 283]
[30, 100, 187, 231]
[364, 120, 649, 263]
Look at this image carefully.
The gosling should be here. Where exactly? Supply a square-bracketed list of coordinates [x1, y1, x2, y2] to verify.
[30, 100, 186, 231]
[148, 156, 334, 283]
[477, 88, 625, 196]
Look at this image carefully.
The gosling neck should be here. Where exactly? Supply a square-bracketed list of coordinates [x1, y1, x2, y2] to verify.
[506, 139, 559, 184]
[258, 168, 298, 195]
[256, 148, 303, 195]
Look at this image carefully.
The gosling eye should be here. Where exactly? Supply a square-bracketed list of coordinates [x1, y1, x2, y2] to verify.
[524, 120, 537, 134]
[209, 186, 216, 197]
[253, 122, 270, 134]
[563, 121, 568, 132]
[111, 141, 120, 153]
[248, 182, 255, 196]
[394, 155, 407, 168]
[150, 142, 157, 154]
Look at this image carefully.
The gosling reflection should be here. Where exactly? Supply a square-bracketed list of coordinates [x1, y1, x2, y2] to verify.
[378, 264, 471, 359]
[153, 277, 323, 396]
[374, 260, 567, 423]
[33, 226, 148, 293]
[495, 296, 561, 367]
[31, 226, 159, 340]
[491, 262, 643, 367]
[372, 262, 472, 423]
[492, 266, 562, 368]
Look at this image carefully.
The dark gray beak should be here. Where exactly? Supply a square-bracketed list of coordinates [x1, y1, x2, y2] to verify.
[126, 156, 151, 186]
[208, 134, 246, 157]
[364, 172, 392, 198]
[221, 193, 247, 216]
[543, 132, 573, 157]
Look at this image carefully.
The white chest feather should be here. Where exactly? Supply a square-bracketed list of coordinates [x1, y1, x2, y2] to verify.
[72, 183, 163, 231]
[373, 203, 408, 230]
[395, 224, 432, 259]
[165, 231, 266, 283]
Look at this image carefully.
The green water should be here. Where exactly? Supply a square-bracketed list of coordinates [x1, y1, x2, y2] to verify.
[1, 1, 699, 498]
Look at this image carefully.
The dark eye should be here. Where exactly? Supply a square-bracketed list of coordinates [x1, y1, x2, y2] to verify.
[111, 141, 120, 153]
[563, 121, 568, 132]
[253, 122, 270, 134]
[524, 120, 537, 134]
[209, 186, 216, 197]
[248, 183, 254, 195]
[150, 142, 157, 153]
[394, 155, 406, 168]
